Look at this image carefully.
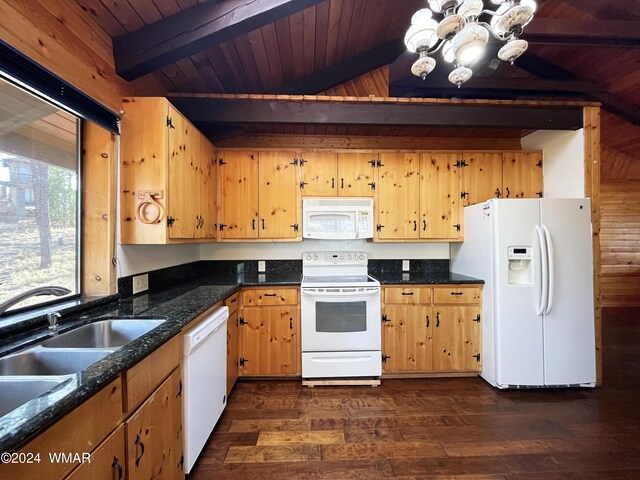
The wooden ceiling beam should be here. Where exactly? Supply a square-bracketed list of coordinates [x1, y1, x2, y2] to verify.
[524, 19, 640, 47]
[167, 96, 584, 130]
[515, 53, 640, 127]
[273, 39, 404, 94]
[113, 0, 326, 81]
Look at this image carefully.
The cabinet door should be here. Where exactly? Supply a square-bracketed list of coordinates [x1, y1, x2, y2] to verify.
[502, 151, 543, 199]
[337, 153, 375, 197]
[66, 425, 126, 480]
[200, 137, 217, 239]
[461, 152, 503, 206]
[420, 153, 461, 240]
[227, 310, 239, 395]
[219, 150, 259, 239]
[301, 151, 337, 196]
[168, 107, 198, 239]
[432, 306, 481, 371]
[258, 151, 300, 239]
[126, 368, 183, 480]
[239, 306, 298, 376]
[382, 305, 432, 372]
[376, 153, 420, 239]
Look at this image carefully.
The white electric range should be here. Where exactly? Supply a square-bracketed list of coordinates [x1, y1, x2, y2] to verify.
[300, 251, 382, 379]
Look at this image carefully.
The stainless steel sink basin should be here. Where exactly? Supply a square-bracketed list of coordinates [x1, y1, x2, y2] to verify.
[41, 319, 165, 349]
[0, 377, 69, 417]
[0, 349, 111, 376]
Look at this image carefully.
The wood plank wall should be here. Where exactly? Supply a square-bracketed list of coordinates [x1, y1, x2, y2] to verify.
[0, 0, 130, 113]
[322, 66, 390, 97]
[600, 180, 640, 307]
[602, 146, 640, 180]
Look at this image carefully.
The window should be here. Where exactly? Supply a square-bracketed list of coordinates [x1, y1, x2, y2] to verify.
[0, 77, 80, 313]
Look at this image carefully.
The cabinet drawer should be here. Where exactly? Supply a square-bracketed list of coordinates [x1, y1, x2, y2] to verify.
[5, 378, 123, 480]
[242, 288, 298, 306]
[224, 291, 240, 314]
[66, 424, 126, 480]
[124, 334, 182, 412]
[384, 287, 432, 304]
[433, 287, 481, 304]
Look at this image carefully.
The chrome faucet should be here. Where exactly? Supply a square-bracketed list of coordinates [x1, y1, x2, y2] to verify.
[0, 286, 72, 315]
[47, 312, 62, 332]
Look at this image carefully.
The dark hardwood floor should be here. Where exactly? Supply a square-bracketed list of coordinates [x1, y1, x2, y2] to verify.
[189, 308, 640, 479]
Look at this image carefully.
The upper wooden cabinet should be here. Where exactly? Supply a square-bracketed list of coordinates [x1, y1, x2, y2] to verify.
[421, 153, 462, 240]
[120, 97, 217, 244]
[300, 151, 375, 197]
[219, 150, 301, 241]
[377, 153, 420, 240]
[461, 151, 543, 206]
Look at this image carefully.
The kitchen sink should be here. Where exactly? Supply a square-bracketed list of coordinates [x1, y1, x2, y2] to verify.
[0, 349, 112, 376]
[0, 377, 71, 417]
[41, 319, 165, 349]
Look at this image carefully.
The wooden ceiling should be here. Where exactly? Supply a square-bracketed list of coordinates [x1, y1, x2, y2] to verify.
[76, 0, 640, 158]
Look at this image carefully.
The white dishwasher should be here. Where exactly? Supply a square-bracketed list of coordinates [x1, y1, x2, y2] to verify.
[183, 306, 228, 473]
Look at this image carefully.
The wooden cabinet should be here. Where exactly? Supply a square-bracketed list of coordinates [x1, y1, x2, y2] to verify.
[376, 153, 420, 240]
[66, 425, 126, 480]
[382, 284, 482, 375]
[226, 291, 240, 395]
[120, 97, 217, 244]
[239, 287, 300, 376]
[421, 153, 462, 240]
[300, 151, 375, 197]
[126, 368, 183, 480]
[219, 150, 301, 240]
[461, 151, 543, 206]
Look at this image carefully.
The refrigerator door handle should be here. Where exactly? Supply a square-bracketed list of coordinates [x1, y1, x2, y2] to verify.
[542, 225, 554, 315]
[534, 225, 548, 315]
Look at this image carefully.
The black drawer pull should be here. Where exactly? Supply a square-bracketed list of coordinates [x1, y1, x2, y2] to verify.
[425, 315, 430, 328]
[436, 312, 440, 327]
[134, 435, 145, 466]
[451, 292, 463, 296]
[401, 292, 414, 296]
[112, 457, 123, 480]
[264, 293, 277, 297]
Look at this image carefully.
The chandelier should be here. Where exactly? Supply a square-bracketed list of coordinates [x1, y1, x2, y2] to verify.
[404, 0, 537, 87]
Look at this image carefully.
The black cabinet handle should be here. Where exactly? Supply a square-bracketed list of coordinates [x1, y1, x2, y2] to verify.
[252, 219, 255, 230]
[436, 312, 440, 328]
[423, 220, 426, 231]
[331, 178, 335, 188]
[289, 317, 293, 329]
[506, 187, 511, 198]
[495, 187, 501, 198]
[264, 293, 277, 297]
[176, 379, 182, 398]
[451, 292, 463, 296]
[426, 315, 430, 328]
[341, 178, 344, 189]
[112, 457, 123, 480]
[134, 435, 145, 466]
[413, 220, 417, 231]
[401, 292, 414, 296]
[261, 219, 265, 230]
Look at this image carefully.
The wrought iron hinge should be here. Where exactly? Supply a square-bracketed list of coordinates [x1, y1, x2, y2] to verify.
[461, 191, 469, 199]
[474, 353, 481, 362]
[239, 357, 248, 367]
[473, 314, 481, 323]
[219, 223, 227, 231]
[382, 314, 390, 323]
[299, 181, 308, 189]
[455, 159, 468, 168]
[167, 216, 175, 227]
[218, 158, 227, 166]
[536, 191, 543, 198]
[536, 160, 543, 168]
[178, 455, 184, 471]
[368, 182, 376, 190]
[166, 117, 175, 129]
[376, 224, 384, 231]
[239, 316, 247, 326]
[299, 158, 307, 167]
[454, 223, 461, 232]
[290, 158, 299, 166]
[290, 223, 299, 232]
[368, 159, 376, 167]
[376, 159, 384, 167]
[176, 380, 182, 397]
[382, 354, 390, 363]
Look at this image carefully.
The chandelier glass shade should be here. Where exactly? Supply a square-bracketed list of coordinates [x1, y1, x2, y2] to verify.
[404, 0, 538, 87]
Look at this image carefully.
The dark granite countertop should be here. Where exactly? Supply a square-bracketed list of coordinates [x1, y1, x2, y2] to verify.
[0, 267, 483, 452]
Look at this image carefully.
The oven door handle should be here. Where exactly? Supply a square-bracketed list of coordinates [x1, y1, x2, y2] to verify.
[301, 288, 380, 296]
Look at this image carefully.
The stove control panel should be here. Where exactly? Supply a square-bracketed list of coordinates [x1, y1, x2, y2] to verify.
[303, 251, 367, 265]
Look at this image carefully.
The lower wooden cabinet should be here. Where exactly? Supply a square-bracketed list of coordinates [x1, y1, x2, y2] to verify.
[66, 424, 126, 480]
[126, 368, 183, 480]
[227, 309, 239, 394]
[382, 285, 482, 375]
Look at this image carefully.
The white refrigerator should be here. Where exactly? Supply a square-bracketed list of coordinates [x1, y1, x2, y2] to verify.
[451, 198, 596, 388]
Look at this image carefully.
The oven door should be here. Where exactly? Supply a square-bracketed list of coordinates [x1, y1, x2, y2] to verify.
[301, 287, 381, 352]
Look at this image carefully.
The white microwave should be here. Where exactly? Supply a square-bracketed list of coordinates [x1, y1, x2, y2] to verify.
[302, 198, 374, 240]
